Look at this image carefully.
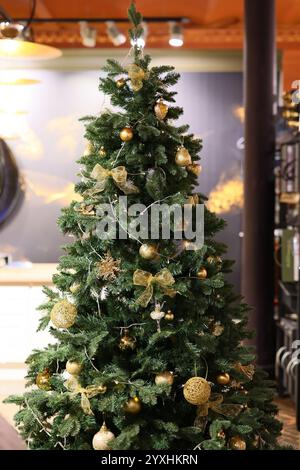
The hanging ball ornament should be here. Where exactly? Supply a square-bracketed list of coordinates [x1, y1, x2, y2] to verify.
[99, 146, 107, 157]
[120, 127, 134, 142]
[92, 423, 115, 450]
[119, 329, 136, 351]
[155, 371, 174, 386]
[154, 98, 169, 120]
[197, 267, 207, 279]
[187, 164, 202, 176]
[229, 436, 247, 450]
[131, 80, 143, 92]
[175, 147, 192, 167]
[36, 369, 51, 391]
[127, 63, 146, 81]
[139, 243, 158, 260]
[66, 360, 82, 376]
[50, 300, 77, 329]
[164, 310, 174, 321]
[183, 377, 211, 405]
[116, 78, 126, 88]
[217, 373, 231, 385]
[124, 396, 142, 414]
[150, 304, 165, 321]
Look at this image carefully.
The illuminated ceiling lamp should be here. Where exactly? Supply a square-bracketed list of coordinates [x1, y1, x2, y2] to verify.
[169, 21, 184, 47]
[0, 2, 62, 60]
[106, 21, 126, 46]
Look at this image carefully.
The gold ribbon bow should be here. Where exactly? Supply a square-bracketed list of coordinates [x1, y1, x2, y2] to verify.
[133, 268, 176, 307]
[86, 163, 139, 195]
[64, 376, 106, 416]
[196, 393, 244, 419]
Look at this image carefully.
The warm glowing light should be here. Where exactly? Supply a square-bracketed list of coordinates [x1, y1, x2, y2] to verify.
[233, 106, 245, 123]
[207, 175, 244, 214]
[0, 39, 62, 60]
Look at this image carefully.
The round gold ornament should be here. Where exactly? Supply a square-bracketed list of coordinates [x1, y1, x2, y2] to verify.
[131, 79, 143, 92]
[119, 329, 136, 351]
[187, 164, 202, 176]
[183, 377, 211, 405]
[217, 373, 230, 385]
[66, 360, 82, 376]
[164, 310, 174, 321]
[116, 78, 126, 88]
[127, 64, 146, 81]
[124, 396, 142, 414]
[99, 146, 106, 157]
[155, 371, 174, 386]
[229, 436, 246, 450]
[175, 147, 192, 167]
[50, 300, 77, 329]
[69, 282, 80, 294]
[154, 99, 168, 120]
[139, 243, 158, 260]
[92, 423, 115, 450]
[120, 127, 134, 142]
[197, 267, 207, 279]
[96, 384, 108, 394]
[36, 369, 51, 391]
[211, 322, 224, 336]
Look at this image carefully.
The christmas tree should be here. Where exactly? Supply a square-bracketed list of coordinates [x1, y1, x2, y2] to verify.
[6, 3, 283, 450]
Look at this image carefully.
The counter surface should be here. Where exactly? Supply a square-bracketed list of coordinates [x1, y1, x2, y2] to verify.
[0, 263, 57, 286]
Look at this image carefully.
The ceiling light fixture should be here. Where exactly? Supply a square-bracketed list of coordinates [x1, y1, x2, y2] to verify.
[169, 21, 184, 47]
[130, 22, 148, 49]
[79, 21, 97, 48]
[106, 21, 126, 46]
[0, 1, 62, 60]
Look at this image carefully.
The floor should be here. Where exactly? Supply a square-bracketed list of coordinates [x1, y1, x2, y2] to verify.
[276, 397, 300, 449]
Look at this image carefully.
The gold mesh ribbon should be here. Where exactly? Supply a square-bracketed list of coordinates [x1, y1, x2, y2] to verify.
[86, 163, 139, 195]
[133, 268, 176, 307]
[64, 376, 105, 416]
[196, 393, 244, 419]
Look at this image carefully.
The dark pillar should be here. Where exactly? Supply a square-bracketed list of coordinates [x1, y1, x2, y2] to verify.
[242, 0, 276, 372]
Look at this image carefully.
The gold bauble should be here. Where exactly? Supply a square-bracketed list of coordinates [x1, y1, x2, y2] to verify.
[36, 369, 51, 391]
[116, 78, 126, 88]
[154, 99, 168, 120]
[124, 396, 142, 414]
[99, 146, 106, 157]
[197, 267, 207, 279]
[120, 127, 134, 142]
[217, 373, 231, 385]
[97, 384, 108, 394]
[175, 147, 192, 167]
[164, 310, 174, 321]
[183, 377, 211, 405]
[127, 64, 146, 81]
[69, 282, 80, 294]
[207, 256, 215, 264]
[229, 436, 246, 450]
[139, 243, 158, 260]
[50, 300, 77, 329]
[84, 141, 94, 156]
[187, 164, 202, 176]
[211, 322, 224, 336]
[92, 423, 115, 450]
[66, 360, 82, 376]
[119, 329, 136, 351]
[131, 79, 143, 92]
[155, 371, 174, 386]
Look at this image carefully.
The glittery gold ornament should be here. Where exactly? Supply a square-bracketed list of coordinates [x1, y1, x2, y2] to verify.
[211, 322, 224, 336]
[36, 369, 51, 391]
[155, 371, 174, 386]
[92, 423, 115, 450]
[120, 127, 134, 142]
[66, 360, 82, 376]
[187, 164, 202, 176]
[154, 99, 168, 120]
[139, 243, 158, 260]
[229, 436, 246, 450]
[119, 329, 136, 351]
[164, 310, 174, 321]
[99, 146, 106, 157]
[197, 267, 207, 279]
[116, 78, 126, 88]
[84, 141, 94, 156]
[217, 373, 230, 385]
[124, 396, 142, 414]
[183, 377, 211, 405]
[127, 64, 146, 81]
[96, 252, 121, 281]
[50, 300, 77, 329]
[207, 256, 215, 264]
[69, 282, 80, 294]
[175, 147, 192, 167]
[131, 79, 143, 92]
[234, 362, 255, 381]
